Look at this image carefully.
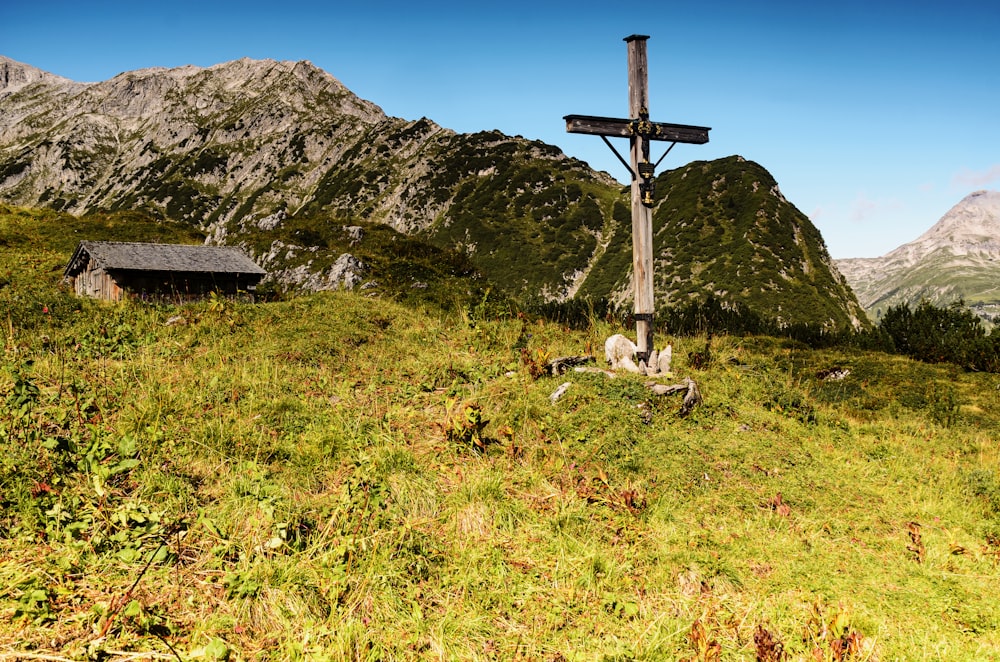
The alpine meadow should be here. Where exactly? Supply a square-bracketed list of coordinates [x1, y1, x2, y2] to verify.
[3, 54, 1000, 662]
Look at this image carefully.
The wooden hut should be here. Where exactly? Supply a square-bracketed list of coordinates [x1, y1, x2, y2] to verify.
[64, 241, 267, 301]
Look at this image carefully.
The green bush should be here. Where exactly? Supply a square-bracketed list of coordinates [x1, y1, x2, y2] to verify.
[879, 300, 1000, 371]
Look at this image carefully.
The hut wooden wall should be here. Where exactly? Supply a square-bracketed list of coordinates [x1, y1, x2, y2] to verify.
[72, 263, 124, 301]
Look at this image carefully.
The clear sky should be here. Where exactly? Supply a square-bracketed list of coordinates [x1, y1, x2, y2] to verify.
[3, 0, 998, 258]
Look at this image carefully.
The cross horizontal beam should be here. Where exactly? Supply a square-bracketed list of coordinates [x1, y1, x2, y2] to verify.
[564, 114, 710, 144]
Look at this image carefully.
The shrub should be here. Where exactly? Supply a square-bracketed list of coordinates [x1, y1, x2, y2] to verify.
[879, 300, 1000, 371]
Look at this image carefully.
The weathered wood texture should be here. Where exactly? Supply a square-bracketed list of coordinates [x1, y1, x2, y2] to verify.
[628, 35, 656, 362]
[647, 377, 702, 417]
[563, 115, 710, 144]
[64, 241, 267, 301]
[564, 35, 709, 363]
[73, 262, 124, 300]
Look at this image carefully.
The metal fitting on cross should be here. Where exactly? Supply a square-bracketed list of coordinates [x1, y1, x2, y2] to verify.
[638, 162, 655, 206]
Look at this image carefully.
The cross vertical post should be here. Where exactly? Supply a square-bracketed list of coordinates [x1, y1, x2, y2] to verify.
[626, 35, 655, 363]
[564, 35, 710, 366]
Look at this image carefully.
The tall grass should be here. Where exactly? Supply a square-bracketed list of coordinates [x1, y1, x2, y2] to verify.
[3, 207, 1000, 660]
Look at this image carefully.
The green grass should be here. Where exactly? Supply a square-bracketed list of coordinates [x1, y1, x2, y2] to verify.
[3, 207, 1000, 661]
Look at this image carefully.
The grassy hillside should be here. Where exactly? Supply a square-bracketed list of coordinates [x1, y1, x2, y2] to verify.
[412, 131, 618, 300]
[3, 207, 1000, 660]
[0, 204, 501, 315]
[218, 210, 499, 312]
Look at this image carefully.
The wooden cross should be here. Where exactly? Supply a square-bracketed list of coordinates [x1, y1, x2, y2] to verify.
[565, 34, 710, 364]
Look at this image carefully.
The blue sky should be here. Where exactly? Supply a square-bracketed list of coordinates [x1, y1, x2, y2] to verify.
[3, 0, 998, 258]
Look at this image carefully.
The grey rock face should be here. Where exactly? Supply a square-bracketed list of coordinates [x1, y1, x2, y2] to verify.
[0, 56, 396, 228]
[836, 190, 1000, 324]
[263, 251, 366, 293]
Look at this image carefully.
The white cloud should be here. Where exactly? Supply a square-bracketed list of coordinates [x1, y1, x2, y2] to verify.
[849, 193, 902, 223]
[952, 164, 1000, 188]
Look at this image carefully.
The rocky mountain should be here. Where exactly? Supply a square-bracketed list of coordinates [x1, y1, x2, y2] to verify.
[0, 55, 865, 330]
[0, 57, 82, 95]
[836, 190, 1000, 324]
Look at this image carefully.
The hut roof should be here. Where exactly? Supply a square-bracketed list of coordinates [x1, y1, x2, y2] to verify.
[65, 241, 267, 278]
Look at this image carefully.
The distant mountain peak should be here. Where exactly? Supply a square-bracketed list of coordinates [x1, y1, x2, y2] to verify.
[836, 188, 1000, 324]
[887, 189, 1000, 263]
[0, 55, 82, 95]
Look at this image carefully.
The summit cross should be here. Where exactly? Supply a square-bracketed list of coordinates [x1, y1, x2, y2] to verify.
[565, 34, 710, 363]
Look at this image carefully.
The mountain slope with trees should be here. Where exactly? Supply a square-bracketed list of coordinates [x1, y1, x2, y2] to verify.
[578, 156, 866, 330]
[1, 55, 864, 330]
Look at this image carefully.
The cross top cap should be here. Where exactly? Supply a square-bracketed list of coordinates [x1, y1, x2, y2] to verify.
[624, 34, 650, 42]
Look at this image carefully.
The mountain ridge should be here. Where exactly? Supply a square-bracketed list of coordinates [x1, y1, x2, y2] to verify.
[0, 55, 82, 95]
[0, 55, 864, 330]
